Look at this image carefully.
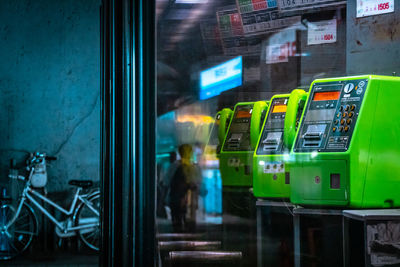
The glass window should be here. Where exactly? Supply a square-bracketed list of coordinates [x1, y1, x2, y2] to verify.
[156, 0, 400, 266]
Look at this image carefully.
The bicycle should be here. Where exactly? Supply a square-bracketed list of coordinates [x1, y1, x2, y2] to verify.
[0, 152, 100, 260]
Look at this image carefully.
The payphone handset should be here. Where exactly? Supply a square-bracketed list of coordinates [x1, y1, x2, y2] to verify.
[218, 108, 233, 145]
[252, 90, 308, 199]
[250, 101, 270, 150]
[284, 89, 309, 148]
[203, 111, 223, 157]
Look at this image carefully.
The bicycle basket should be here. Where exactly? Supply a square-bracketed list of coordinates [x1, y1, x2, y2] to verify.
[31, 160, 47, 187]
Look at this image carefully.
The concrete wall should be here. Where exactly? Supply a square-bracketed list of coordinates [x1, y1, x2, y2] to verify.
[0, 0, 100, 192]
[300, 8, 347, 86]
[347, 0, 400, 75]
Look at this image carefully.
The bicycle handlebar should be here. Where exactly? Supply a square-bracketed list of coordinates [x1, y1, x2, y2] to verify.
[8, 174, 26, 181]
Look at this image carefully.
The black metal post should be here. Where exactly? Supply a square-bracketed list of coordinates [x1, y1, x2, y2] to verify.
[101, 0, 156, 266]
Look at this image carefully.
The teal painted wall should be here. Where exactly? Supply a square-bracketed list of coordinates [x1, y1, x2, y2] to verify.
[0, 0, 101, 192]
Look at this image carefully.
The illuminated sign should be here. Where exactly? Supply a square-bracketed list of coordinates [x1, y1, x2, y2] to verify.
[357, 0, 394, 18]
[200, 56, 242, 100]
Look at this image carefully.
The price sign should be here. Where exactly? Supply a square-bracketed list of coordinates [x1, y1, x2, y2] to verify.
[241, 11, 301, 36]
[278, 0, 340, 10]
[236, 0, 277, 14]
[307, 19, 337, 45]
[356, 0, 394, 18]
[222, 36, 262, 56]
[217, 5, 244, 38]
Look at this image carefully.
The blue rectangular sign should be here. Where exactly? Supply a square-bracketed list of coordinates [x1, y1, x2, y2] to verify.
[199, 56, 242, 100]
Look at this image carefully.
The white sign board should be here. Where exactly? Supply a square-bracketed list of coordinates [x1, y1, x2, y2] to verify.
[307, 19, 337, 45]
[266, 29, 296, 64]
[357, 0, 394, 18]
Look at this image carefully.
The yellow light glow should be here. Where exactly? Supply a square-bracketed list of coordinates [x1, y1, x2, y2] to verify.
[176, 115, 215, 125]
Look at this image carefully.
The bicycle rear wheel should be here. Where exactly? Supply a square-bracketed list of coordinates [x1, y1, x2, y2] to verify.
[0, 202, 37, 260]
[74, 192, 100, 251]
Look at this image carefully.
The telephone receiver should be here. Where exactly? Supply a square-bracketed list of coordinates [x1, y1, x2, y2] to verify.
[218, 108, 233, 145]
[284, 89, 309, 148]
[250, 101, 270, 149]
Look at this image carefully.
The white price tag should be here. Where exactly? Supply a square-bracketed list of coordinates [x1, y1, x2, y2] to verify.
[307, 19, 337, 45]
[357, 0, 394, 18]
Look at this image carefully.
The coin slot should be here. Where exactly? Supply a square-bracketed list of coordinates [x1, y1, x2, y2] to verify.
[285, 172, 290, 184]
[330, 173, 340, 189]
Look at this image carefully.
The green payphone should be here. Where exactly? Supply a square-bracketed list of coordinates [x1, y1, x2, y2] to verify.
[219, 101, 269, 187]
[253, 90, 308, 198]
[290, 75, 400, 208]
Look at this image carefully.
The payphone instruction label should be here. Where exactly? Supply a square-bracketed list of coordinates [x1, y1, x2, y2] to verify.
[357, 0, 394, 18]
[263, 161, 285, 173]
[307, 19, 337, 45]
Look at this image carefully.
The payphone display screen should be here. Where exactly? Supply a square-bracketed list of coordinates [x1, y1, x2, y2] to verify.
[256, 97, 288, 155]
[272, 105, 287, 113]
[294, 79, 368, 152]
[313, 91, 341, 101]
[236, 110, 251, 118]
[223, 104, 253, 151]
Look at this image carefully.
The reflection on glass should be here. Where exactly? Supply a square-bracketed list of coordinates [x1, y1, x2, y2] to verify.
[156, 0, 400, 266]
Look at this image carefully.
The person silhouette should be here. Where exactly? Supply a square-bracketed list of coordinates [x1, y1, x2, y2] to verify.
[169, 144, 201, 232]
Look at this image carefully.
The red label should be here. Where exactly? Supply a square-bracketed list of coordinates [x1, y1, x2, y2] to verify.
[378, 2, 390, 10]
[230, 14, 244, 35]
[323, 34, 334, 40]
[252, 0, 267, 11]
[289, 42, 296, 56]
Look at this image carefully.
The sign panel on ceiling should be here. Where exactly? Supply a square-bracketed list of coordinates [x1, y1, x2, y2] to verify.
[216, 5, 244, 38]
[236, 0, 277, 14]
[278, 0, 339, 9]
[356, 0, 394, 18]
[241, 13, 301, 36]
[307, 19, 337, 45]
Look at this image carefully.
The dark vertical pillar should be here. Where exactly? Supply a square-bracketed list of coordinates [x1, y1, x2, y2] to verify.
[101, 0, 156, 266]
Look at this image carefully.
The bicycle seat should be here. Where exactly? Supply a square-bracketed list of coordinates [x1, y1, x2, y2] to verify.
[68, 180, 93, 188]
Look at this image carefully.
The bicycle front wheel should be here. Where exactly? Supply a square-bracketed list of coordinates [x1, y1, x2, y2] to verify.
[0, 202, 37, 260]
[74, 192, 100, 251]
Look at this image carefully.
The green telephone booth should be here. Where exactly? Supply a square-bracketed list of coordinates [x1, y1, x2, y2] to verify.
[290, 75, 400, 208]
[253, 90, 308, 199]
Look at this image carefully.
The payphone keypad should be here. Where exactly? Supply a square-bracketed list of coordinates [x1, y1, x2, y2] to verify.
[256, 97, 288, 155]
[294, 79, 368, 152]
[223, 104, 253, 151]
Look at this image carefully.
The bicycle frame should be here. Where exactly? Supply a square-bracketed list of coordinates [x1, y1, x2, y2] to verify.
[5, 180, 99, 234]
